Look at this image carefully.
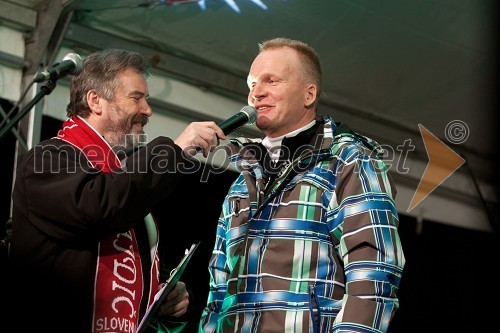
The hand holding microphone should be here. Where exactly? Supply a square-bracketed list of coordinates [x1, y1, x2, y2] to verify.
[174, 121, 226, 157]
[174, 106, 257, 157]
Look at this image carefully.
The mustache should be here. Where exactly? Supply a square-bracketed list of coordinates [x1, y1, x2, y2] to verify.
[132, 114, 149, 127]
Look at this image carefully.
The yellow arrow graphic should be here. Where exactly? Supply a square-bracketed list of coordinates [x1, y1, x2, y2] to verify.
[408, 124, 466, 212]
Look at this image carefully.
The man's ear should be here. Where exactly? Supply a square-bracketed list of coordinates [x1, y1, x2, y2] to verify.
[86, 90, 102, 115]
[304, 84, 317, 108]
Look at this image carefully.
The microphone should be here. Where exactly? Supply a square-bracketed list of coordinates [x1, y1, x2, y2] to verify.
[218, 105, 258, 135]
[192, 106, 257, 155]
[33, 53, 84, 83]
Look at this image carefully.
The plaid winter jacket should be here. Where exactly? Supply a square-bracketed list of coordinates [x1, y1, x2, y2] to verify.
[200, 115, 405, 333]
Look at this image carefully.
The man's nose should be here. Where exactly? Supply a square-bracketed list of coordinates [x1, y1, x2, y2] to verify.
[142, 101, 153, 117]
[250, 84, 265, 103]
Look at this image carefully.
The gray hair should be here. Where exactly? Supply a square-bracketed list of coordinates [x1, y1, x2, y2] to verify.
[66, 49, 151, 118]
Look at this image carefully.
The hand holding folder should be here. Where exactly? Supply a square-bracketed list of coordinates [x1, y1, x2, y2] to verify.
[137, 242, 200, 333]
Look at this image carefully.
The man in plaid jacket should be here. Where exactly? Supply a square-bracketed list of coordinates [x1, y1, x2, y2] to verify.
[199, 38, 405, 333]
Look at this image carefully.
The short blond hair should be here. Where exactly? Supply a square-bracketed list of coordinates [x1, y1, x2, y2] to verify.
[258, 37, 322, 98]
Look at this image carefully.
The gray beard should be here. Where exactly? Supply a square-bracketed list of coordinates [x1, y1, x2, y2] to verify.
[108, 132, 140, 155]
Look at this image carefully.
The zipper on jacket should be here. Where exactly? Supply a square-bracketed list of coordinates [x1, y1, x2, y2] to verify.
[308, 284, 320, 333]
[262, 149, 316, 201]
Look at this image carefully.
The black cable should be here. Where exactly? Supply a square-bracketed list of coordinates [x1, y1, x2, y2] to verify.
[0, 80, 35, 129]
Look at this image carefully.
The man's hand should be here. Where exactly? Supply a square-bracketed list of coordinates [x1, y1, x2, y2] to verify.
[174, 121, 226, 157]
[157, 281, 189, 317]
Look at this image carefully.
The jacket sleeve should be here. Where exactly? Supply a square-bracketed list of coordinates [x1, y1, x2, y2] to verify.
[13, 136, 186, 242]
[198, 193, 233, 332]
[329, 146, 405, 333]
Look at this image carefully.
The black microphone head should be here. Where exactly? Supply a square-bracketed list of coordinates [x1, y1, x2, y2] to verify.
[240, 105, 257, 125]
[62, 53, 84, 75]
[217, 105, 258, 135]
[32, 53, 84, 83]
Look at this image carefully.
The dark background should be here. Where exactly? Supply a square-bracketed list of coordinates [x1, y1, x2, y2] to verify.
[1, 104, 497, 332]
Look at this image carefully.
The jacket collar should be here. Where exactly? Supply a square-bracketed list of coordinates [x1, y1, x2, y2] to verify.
[226, 115, 336, 172]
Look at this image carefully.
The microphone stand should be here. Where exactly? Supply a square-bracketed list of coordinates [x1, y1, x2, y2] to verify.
[0, 79, 56, 255]
[0, 79, 57, 142]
